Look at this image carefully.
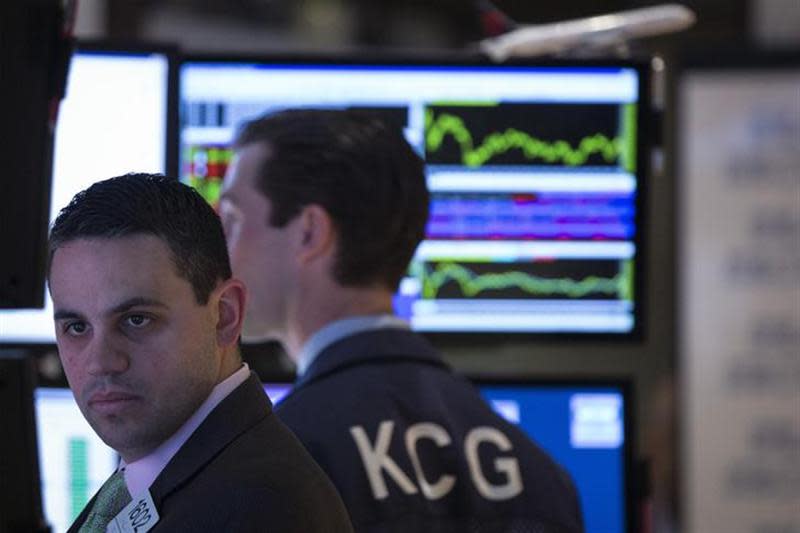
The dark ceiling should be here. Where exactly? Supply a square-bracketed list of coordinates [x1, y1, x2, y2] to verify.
[104, 0, 750, 54]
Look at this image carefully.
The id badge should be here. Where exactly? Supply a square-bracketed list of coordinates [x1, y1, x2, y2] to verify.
[106, 490, 160, 533]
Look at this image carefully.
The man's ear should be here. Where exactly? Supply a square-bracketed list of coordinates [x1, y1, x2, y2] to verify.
[214, 278, 247, 347]
[295, 204, 336, 265]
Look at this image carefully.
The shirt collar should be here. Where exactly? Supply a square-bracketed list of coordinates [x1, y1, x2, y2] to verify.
[121, 363, 251, 497]
[296, 314, 409, 377]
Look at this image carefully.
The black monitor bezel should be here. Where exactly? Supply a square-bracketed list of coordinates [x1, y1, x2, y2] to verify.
[177, 52, 650, 342]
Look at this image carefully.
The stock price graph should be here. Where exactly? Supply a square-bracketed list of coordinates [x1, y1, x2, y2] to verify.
[418, 259, 633, 301]
[427, 191, 636, 241]
[424, 103, 636, 171]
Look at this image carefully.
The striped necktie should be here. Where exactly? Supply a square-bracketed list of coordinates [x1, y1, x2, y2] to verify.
[78, 469, 132, 533]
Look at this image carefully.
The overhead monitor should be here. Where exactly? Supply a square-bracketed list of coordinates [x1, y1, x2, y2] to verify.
[34, 387, 118, 533]
[179, 57, 647, 337]
[477, 379, 634, 533]
[0, 44, 174, 344]
[0, 0, 67, 310]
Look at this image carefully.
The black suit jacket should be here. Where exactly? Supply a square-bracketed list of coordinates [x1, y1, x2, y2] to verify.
[275, 329, 584, 533]
[68, 372, 353, 532]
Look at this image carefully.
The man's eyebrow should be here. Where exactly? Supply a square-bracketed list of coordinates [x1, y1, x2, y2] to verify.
[53, 309, 83, 321]
[110, 297, 168, 315]
[53, 298, 168, 321]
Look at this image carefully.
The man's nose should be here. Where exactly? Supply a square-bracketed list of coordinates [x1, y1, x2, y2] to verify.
[85, 330, 130, 376]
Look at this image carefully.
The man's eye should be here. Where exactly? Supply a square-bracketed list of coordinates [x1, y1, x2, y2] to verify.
[65, 322, 88, 336]
[125, 315, 152, 328]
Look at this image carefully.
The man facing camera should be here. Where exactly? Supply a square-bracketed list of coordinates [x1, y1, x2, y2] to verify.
[48, 173, 352, 533]
[221, 109, 584, 533]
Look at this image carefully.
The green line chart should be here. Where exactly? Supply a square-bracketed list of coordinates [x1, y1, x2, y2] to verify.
[426, 110, 624, 168]
[420, 260, 633, 301]
[423, 103, 633, 170]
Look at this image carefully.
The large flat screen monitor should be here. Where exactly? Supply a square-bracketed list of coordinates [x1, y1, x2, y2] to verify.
[34, 387, 118, 533]
[263, 378, 633, 533]
[477, 379, 633, 533]
[0, 44, 174, 344]
[179, 57, 646, 336]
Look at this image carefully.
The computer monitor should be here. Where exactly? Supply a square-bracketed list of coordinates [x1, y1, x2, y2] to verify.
[34, 387, 118, 533]
[476, 379, 634, 533]
[0, 44, 174, 344]
[179, 56, 647, 337]
[0, 0, 67, 310]
[0, 354, 48, 533]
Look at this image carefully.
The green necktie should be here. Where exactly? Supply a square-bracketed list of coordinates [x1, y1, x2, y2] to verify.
[78, 469, 132, 533]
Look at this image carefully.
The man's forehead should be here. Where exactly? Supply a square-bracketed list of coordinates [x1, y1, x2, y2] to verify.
[49, 237, 185, 314]
[50, 236, 175, 287]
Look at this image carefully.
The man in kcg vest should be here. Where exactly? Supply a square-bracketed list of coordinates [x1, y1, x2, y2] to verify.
[220, 108, 585, 533]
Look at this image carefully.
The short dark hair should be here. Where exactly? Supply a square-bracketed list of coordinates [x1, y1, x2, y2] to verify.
[234, 108, 429, 290]
[48, 173, 231, 304]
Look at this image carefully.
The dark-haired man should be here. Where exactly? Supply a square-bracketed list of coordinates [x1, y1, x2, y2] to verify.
[221, 109, 584, 532]
[48, 173, 352, 533]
